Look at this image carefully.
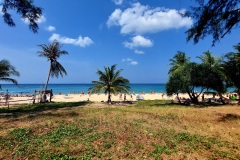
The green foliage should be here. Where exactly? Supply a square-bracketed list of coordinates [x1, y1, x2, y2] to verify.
[168, 51, 190, 75]
[167, 51, 226, 103]
[1, 0, 42, 33]
[89, 64, 130, 103]
[186, 0, 240, 45]
[0, 59, 20, 88]
[221, 44, 240, 95]
[37, 41, 68, 91]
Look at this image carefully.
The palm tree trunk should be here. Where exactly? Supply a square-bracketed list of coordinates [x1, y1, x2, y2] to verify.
[43, 62, 52, 102]
[108, 90, 111, 104]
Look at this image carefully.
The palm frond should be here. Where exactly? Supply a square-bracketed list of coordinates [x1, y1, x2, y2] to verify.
[89, 64, 130, 102]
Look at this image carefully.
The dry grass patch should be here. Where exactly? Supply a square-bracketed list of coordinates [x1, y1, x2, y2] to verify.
[0, 100, 239, 159]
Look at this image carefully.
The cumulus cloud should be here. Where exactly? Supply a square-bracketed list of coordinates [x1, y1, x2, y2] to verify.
[46, 25, 56, 32]
[49, 33, 94, 47]
[22, 15, 46, 24]
[107, 2, 193, 35]
[122, 58, 138, 65]
[124, 35, 153, 49]
[113, 0, 123, 5]
[134, 49, 144, 54]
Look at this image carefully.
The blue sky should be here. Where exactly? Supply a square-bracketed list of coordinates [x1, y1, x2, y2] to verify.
[0, 0, 239, 84]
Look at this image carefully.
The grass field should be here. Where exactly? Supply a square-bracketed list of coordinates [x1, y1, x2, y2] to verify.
[0, 100, 239, 159]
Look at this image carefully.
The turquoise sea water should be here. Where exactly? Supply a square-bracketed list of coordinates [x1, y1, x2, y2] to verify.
[0, 84, 167, 95]
[0, 84, 235, 95]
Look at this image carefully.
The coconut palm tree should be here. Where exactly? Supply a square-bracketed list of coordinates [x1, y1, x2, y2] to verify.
[232, 43, 240, 63]
[37, 41, 68, 94]
[89, 64, 130, 104]
[197, 50, 221, 69]
[0, 59, 20, 89]
[221, 52, 240, 99]
[197, 50, 226, 103]
[168, 51, 190, 74]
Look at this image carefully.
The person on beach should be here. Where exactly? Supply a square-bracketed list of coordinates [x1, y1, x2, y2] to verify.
[161, 93, 165, 99]
[202, 94, 205, 102]
[119, 93, 122, 100]
[4, 90, 10, 106]
[124, 94, 126, 101]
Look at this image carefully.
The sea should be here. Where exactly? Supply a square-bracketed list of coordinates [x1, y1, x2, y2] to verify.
[0, 84, 167, 95]
[0, 84, 235, 95]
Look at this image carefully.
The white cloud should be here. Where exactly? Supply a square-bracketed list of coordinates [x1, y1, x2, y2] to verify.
[134, 49, 144, 54]
[49, 33, 94, 47]
[107, 2, 193, 35]
[0, 5, 3, 15]
[113, 0, 123, 5]
[46, 25, 56, 32]
[124, 35, 153, 49]
[122, 58, 138, 65]
[22, 15, 46, 24]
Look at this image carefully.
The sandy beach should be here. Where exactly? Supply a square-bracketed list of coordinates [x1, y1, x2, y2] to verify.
[0, 92, 220, 107]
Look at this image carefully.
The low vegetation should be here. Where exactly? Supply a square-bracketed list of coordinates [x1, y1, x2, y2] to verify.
[0, 100, 239, 159]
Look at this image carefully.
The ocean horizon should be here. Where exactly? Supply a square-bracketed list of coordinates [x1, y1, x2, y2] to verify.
[0, 83, 167, 95]
[0, 83, 236, 95]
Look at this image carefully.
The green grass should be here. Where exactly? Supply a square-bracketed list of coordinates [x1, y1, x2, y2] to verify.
[0, 100, 239, 159]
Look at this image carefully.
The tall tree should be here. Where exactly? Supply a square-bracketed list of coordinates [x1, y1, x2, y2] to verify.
[185, 0, 240, 45]
[89, 64, 130, 104]
[0, 59, 20, 89]
[1, 0, 42, 33]
[232, 43, 240, 63]
[168, 51, 190, 74]
[197, 50, 221, 69]
[167, 62, 225, 104]
[37, 41, 68, 94]
[197, 50, 226, 103]
[221, 51, 240, 99]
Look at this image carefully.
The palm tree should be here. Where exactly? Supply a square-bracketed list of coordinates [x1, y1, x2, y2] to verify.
[37, 41, 68, 94]
[89, 64, 130, 104]
[232, 43, 240, 63]
[221, 52, 240, 99]
[197, 50, 221, 69]
[168, 51, 190, 74]
[0, 59, 20, 89]
[197, 50, 226, 103]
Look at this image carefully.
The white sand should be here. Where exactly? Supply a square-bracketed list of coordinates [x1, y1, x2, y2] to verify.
[1, 92, 217, 107]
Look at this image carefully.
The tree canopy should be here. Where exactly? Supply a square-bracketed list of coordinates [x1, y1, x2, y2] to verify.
[221, 46, 240, 97]
[1, 0, 42, 33]
[89, 64, 130, 104]
[167, 51, 226, 104]
[186, 0, 240, 45]
[37, 41, 68, 93]
[0, 59, 20, 89]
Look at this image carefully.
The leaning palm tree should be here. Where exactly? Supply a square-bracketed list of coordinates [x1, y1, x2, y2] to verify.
[89, 64, 130, 104]
[168, 51, 190, 74]
[0, 59, 20, 89]
[37, 41, 68, 94]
